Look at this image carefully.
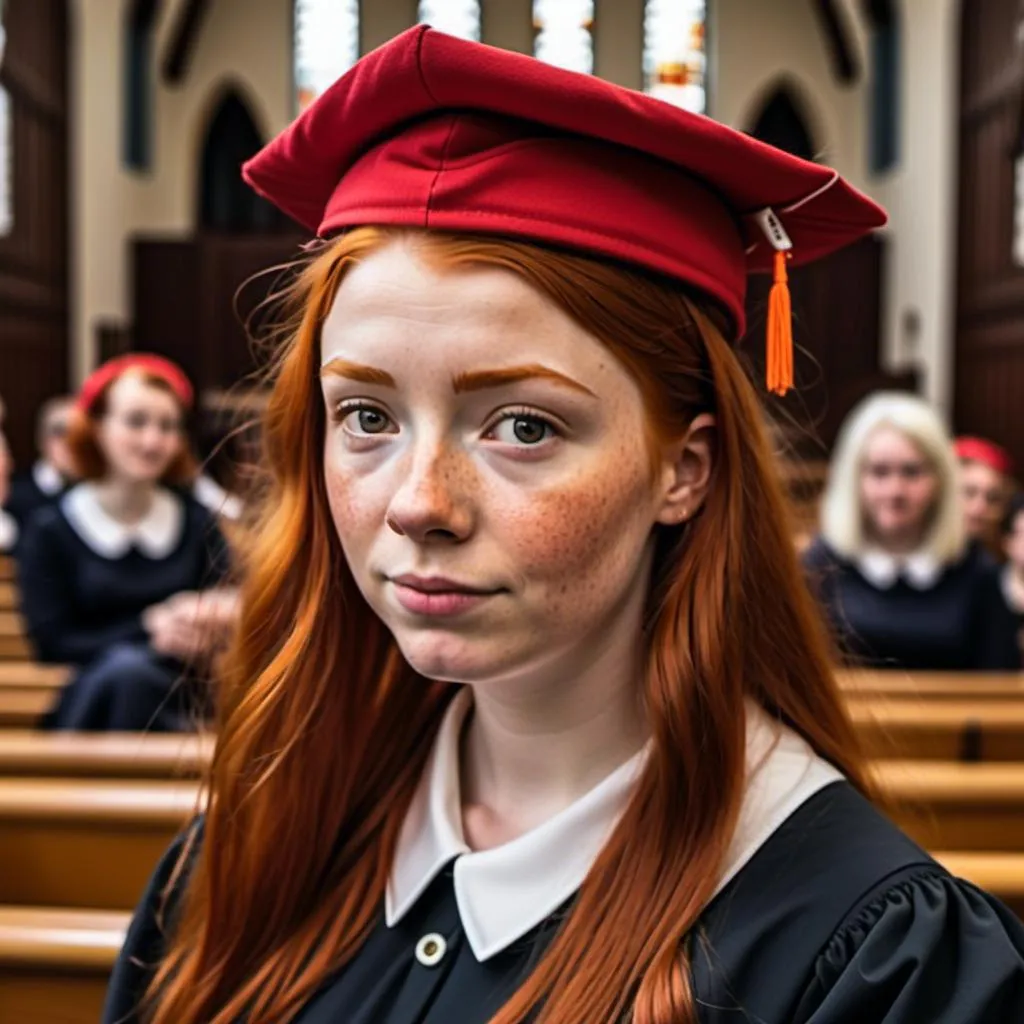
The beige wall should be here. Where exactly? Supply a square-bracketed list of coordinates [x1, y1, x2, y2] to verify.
[70, 0, 292, 384]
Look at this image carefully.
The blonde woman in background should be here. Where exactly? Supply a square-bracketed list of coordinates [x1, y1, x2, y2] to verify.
[803, 392, 1020, 670]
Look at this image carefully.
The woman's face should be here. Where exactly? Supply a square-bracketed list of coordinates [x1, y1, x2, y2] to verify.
[319, 241, 705, 686]
[858, 426, 938, 551]
[96, 374, 184, 485]
[960, 460, 1006, 542]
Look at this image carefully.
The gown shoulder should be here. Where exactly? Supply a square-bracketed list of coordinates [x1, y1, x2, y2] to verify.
[695, 782, 1024, 1022]
[793, 866, 1024, 1022]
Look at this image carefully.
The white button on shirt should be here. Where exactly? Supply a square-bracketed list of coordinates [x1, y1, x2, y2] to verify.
[415, 933, 447, 967]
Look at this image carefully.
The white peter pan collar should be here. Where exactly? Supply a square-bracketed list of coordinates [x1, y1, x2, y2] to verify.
[32, 460, 64, 496]
[386, 688, 842, 962]
[61, 483, 185, 559]
[856, 549, 942, 591]
[193, 473, 243, 521]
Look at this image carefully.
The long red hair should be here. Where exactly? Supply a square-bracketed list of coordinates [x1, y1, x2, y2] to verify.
[143, 228, 869, 1023]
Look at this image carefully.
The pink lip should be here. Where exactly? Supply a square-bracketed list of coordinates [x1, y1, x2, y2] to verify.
[389, 575, 500, 617]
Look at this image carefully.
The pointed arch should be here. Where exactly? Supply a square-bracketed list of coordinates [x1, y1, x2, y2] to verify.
[197, 85, 274, 232]
[745, 80, 820, 162]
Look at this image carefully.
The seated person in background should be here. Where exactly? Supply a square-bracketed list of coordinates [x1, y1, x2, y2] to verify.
[1000, 492, 1024, 636]
[5, 395, 76, 541]
[19, 354, 238, 731]
[803, 392, 1020, 670]
[955, 435, 1013, 557]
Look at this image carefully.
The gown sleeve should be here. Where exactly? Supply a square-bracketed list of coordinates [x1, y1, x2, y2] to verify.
[102, 821, 201, 1024]
[793, 868, 1024, 1022]
[18, 512, 148, 664]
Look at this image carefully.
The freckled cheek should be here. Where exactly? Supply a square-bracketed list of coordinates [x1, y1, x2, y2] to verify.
[323, 461, 389, 545]
[502, 460, 654, 596]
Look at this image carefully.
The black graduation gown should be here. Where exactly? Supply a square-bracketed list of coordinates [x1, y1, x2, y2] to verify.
[802, 537, 1021, 671]
[102, 782, 1024, 1023]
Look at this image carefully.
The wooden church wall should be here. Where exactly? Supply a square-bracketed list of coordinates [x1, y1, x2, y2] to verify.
[955, 0, 1024, 467]
[0, 0, 69, 466]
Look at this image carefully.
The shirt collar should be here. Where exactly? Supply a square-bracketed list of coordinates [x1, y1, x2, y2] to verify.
[386, 688, 842, 962]
[193, 474, 243, 521]
[61, 483, 185, 559]
[0, 510, 17, 551]
[32, 460, 65, 496]
[857, 548, 942, 590]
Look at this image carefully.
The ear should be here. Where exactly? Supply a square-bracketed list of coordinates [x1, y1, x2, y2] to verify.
[655, 413, 716, 526]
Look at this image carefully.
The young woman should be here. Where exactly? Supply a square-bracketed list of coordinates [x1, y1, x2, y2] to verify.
[19, 354, 236, 731]
[956, 434, 1013, 554]
[804, 392, 1020, 670]
[104, 28, 1024, 1024]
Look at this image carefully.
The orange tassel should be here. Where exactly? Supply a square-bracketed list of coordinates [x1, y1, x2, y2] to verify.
[766, 249, 793, 396]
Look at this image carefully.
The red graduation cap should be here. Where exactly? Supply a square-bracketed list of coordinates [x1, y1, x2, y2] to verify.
[243, 25, 886, 395]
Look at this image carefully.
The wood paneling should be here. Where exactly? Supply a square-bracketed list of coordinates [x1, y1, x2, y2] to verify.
[0, 0, 69, 467]
[954, 0, 1024, 465]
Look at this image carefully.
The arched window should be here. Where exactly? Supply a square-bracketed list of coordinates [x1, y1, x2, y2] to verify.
[0, 86, 12, 237]
[748, 83, 817, 162]
[864, 0, 899, 173]
[533, 0, 593, 75]
[199, 89, 274, 233]
[294, 0, 359, 114]
[418, 0, 480, 41]
[643, 0, 708, 113]
[124, 0, 158, 170]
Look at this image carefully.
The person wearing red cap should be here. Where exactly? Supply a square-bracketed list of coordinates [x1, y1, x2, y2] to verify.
[955, 435, 1014, 555]
[18, 354, 236, 731]
[105, 27, 1024, 1024]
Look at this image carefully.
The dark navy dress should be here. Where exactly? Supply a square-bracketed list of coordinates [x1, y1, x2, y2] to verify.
[101, 782, 1024, 1023]
[803, 537, 1021, 670]
[18, 484, 229, 730]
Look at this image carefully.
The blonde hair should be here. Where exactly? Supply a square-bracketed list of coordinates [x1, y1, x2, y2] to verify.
[820, 391, 965, 564]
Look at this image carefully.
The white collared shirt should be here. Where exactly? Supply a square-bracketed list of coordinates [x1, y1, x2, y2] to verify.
[61, 483, 186, 559]
[32, 460, 65, 496]
[386, 688, 842, 962]
[193, 474, 243, 522]
[857, 549, 942, 591]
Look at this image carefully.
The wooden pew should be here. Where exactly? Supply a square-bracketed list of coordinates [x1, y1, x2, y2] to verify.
[0, 777, 197, 909]
[0, 906, 127, 1024]
[0, 689, 51, 729]
[0, 611, 30, 660]
[0, 664, 67, 728]
[850, 700, 1024, 761]
[876, 760, 1024, 851]
[840, 669, 1024, 701]
[936, 852, 1024, 918]
[0, 731, 211, 778]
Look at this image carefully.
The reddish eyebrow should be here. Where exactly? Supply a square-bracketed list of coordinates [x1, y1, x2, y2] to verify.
[320, 358, 396, 387]
[320, 358, 596, 398]
[452, 364, 596, 397]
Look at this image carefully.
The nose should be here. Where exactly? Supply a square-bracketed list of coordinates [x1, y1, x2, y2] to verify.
[384, 440, 475, 544]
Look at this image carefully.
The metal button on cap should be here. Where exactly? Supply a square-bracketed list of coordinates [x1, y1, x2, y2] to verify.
[415, 932, 447, 967]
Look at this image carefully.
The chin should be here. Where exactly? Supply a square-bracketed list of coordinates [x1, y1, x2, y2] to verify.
[393, 631, 520, 684]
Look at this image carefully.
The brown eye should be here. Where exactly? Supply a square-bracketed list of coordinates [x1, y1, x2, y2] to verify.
[512, 417, 548, 444]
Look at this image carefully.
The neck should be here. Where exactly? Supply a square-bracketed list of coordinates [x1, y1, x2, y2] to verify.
[93, 477, 157, 524]
[459, 617, 649, 849]
[868, 530, 923, 557]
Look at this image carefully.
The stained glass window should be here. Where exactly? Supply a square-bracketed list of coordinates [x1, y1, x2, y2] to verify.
[533, 0, 593, 75]
[643, 0, 708, 113]
[294, 0, 359, 113]
[418, 0, 481, 41]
